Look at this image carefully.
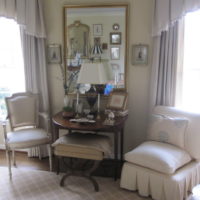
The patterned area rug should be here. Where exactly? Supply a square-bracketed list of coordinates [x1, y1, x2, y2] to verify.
[0, 167, 200, 200]
[0, 167, 150, 200]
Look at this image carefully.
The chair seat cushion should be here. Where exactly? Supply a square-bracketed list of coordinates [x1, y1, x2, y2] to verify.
[52, 133, 112, 160]
[124, 141, 192, 174]
[7, 128, 50, 149]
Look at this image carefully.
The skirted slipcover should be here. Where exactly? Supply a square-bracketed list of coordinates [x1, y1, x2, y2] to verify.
[120, 106, 200, 200]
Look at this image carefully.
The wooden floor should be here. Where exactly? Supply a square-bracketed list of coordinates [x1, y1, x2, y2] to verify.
[0, 150, 49, 171]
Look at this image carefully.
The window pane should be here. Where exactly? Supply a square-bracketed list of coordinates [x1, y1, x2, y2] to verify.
[178, 10, 200, 113]
[0, 17, 25, 119]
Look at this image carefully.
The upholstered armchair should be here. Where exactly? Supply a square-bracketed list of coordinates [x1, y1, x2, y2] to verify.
[3, 92, 52, 179]
[120, 106, 200, 200]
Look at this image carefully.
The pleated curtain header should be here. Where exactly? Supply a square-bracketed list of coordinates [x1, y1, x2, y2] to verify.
[153, 0, 200, 36]
[0, 0, 46, 38]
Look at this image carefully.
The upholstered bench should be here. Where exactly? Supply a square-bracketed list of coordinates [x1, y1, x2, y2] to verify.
[52, 132, 111, 191]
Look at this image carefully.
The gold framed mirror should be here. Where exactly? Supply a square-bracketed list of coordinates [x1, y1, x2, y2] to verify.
[63, 4, 128, 94]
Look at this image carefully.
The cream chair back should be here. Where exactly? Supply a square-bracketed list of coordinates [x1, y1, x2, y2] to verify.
[5, 92, 39, 130]
[153, 106, 200, 160]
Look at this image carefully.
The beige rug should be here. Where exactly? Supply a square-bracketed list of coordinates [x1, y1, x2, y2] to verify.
[0, 167, 200, 200]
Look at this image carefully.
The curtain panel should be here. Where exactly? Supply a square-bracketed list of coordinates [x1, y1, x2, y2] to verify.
[149, 22, 179, 110]
[153, 0, 200, 36]
[0, 0, 50, 157]
[0, 0, 46, 38]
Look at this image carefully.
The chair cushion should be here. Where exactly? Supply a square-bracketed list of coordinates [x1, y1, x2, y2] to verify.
[124, 141, 192, 174]
[7, 128, 50, 149]
[147, 114, 188, 148]
[52, 133, 112, 160]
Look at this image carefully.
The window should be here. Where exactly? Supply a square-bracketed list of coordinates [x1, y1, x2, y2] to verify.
[176, 10, 200, 113]
[0, 17, 25, 119]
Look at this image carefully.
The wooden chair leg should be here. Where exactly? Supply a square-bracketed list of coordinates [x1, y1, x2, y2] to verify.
[48, 144, 52, 171]
[6, 149, 12, 179]
[12, 150, 16, 167]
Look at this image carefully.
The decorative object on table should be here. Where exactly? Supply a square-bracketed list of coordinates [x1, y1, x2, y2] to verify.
[91, 37, 103, 61]
[69, 118, 96, 124]
[62, 106, 74, 118]
[110, 32, 121, 45]
[93, 24, 103, 36]
[132, 44, 148, 65]
[112, 23, 120, 31]
[106, 91, 128, 111]
[103, 110, 115, 126]
[47, 44, 61, 64]
[77, 62, 108, 119]
[110, 47, 120, 60]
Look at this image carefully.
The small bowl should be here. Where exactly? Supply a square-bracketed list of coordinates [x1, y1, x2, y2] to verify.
[62, 111, 74, 118]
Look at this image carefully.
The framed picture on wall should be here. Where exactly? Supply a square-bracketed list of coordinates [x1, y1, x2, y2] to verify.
[110, 32, 121, 44]
[47, 44, 61, 64]
[132, 44, 148, 65]
[93, 24, 103, 36]
[110, 47, 120, 60]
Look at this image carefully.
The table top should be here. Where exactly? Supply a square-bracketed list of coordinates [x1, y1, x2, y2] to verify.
[52, 112, 128, 132]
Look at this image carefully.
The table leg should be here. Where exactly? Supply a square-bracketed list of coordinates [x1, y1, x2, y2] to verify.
[120, 128, 124, 163]
[53, 123, 59, 142]
[114, 130, 118, 181]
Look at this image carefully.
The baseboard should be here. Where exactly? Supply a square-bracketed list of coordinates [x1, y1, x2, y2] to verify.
[0, 144, 27, 152]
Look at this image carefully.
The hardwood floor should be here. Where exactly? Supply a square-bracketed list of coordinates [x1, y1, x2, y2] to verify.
[0, 150, 49, 171]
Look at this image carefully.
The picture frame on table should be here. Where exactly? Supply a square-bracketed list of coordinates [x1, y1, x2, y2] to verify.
[110, 32, 121, 45]
[47, 44, 61, 64]
[132, 44, 148, 65]
[110, 47, 120, 60]
[107, 91, 128, 110]
[93, 24, 103, 36]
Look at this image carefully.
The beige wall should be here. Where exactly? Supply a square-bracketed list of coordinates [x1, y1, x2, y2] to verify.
[43, 0, 154, 153]
[0, 0, 154, 152]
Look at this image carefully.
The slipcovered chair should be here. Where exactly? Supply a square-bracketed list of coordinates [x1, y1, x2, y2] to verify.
[120, 106, 200, 200]
[3, 92, 52, 179]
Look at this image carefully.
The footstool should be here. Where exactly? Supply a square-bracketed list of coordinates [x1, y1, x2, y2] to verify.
[52, 132, 112, 191]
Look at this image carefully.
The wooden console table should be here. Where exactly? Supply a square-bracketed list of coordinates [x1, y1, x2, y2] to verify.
[52, 112, 128, 180]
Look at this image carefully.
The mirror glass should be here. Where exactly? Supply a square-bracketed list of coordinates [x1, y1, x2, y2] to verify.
[63, 5, 128, 94]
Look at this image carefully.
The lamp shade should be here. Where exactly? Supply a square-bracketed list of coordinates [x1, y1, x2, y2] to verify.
[77, 63, 108, 84]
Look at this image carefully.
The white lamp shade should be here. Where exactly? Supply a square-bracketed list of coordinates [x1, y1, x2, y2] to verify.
[77, 63, 108, 84]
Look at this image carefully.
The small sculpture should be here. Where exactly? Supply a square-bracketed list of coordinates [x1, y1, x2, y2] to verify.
[103, 111, 115, 126]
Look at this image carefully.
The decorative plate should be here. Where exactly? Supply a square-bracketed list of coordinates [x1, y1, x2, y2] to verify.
[113, 23, 120, 31]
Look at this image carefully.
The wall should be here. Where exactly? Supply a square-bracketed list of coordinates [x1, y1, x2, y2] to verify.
[0, 0, 154, 151]
[43, 0, 154, 153]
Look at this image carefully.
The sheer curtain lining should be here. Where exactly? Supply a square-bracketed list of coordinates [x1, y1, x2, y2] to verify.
[153, 0, 200, 36]
[0, 0, 46, 38]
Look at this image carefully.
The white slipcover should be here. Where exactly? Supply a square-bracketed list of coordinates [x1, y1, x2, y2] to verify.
[120, 106, 200, 200]
[125, 141, 191, 174]
[7, 128, 50, 149]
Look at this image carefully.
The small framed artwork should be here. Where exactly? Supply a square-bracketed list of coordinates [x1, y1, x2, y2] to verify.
[107, 91, 128, 110]
[110, 32, 121, 44]
[132, 44, 148, 65]
[93, 24, 103, 36]
[47, 44, 61, 64]
[111, 47, 120, 60]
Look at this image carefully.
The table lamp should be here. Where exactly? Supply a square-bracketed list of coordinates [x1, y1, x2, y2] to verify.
[77, 62, 108, 118]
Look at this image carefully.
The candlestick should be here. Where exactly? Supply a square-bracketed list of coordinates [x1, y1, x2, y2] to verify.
[75, 91, 79, 118]
[97, 93, 101, 120]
